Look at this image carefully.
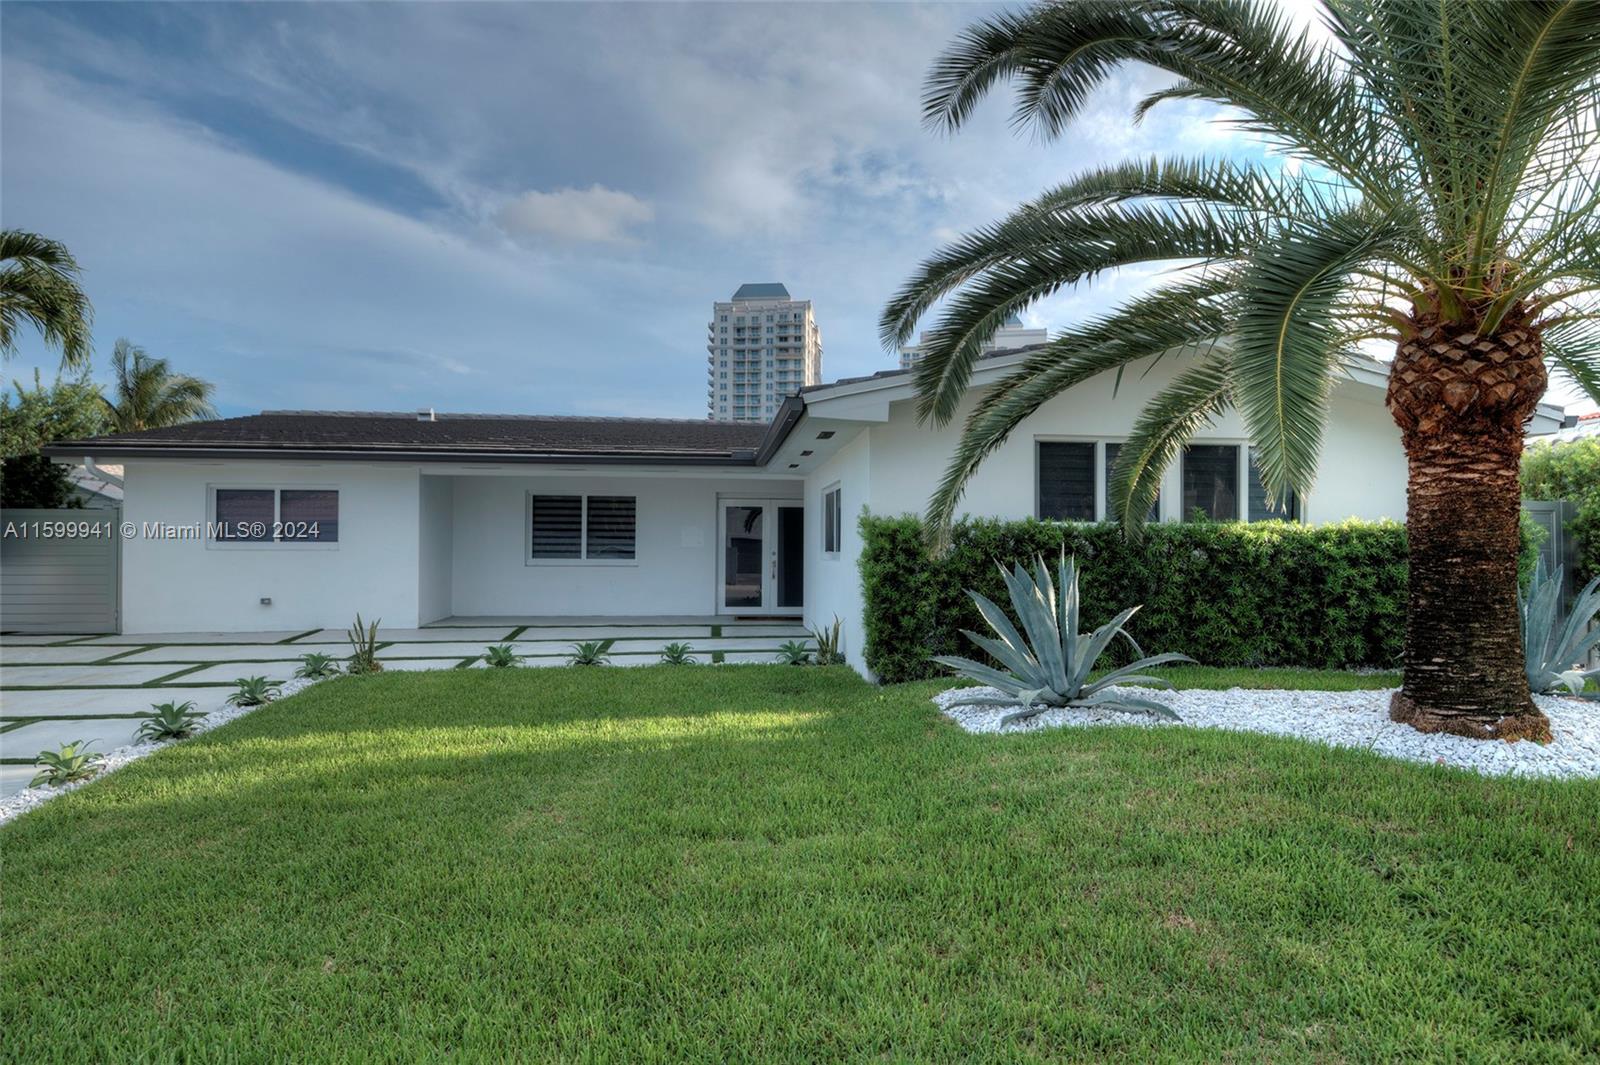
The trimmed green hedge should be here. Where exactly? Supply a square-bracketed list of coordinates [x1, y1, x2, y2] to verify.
[863, 515, 1429, 684]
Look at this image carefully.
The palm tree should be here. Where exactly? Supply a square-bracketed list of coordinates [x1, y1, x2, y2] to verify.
[102, 339, 217, 433]
[883, 0, 1600, 742]
[0, 230, 92, 369]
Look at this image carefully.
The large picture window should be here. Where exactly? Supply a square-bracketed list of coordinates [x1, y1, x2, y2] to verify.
[529, 494, 636, 562]
[1037, 441, 1095, 521]
[1104, 443, 1160, 523]
[212, 487, 338, 543]
[1247, 447, 1301, 521]
[1182, 445, 1240, 521]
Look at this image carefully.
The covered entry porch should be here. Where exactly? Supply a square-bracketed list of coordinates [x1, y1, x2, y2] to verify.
[417, 469, 807, 625]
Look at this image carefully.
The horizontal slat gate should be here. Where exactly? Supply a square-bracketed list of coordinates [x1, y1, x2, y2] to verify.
[0, 508, 120, 634]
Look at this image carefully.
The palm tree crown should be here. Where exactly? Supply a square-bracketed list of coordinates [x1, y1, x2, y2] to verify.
[884, 0, 1600, 532]
[102, 339, 217, 433]
[0, 229, 93, 369]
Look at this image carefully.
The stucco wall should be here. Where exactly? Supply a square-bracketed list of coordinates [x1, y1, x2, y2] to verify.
[447, 473, 799, 618]
[860, 364, 1407, 524]
[802, 431, 872, 673]
[119, 461, 423, 633]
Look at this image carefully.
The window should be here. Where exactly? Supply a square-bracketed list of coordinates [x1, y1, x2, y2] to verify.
[1182, 444, 1240, 521]
[1247, 446, 1301, 521]
[823, 484, 842, 554]
[529, 494, 635, 562]
[1104, 443, 1160, 523]
[212, 487, 338, 544]
[1037, 441, 1095, 521]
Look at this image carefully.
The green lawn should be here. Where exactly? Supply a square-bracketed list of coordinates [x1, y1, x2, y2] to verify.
[2, 666, 1596, 1061]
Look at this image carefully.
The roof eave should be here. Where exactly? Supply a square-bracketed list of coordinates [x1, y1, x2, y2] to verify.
[40, 442, 762, 467]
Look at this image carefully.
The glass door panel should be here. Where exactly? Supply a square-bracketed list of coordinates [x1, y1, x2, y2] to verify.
[776, 505, 804, 609]
[723, 504, 764, 609]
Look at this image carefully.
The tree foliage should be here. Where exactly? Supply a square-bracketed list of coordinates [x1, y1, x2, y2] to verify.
[883, 0, 1600, 537]
[0, 370, 107, 508]
[1522, 436, 1600, 581]
[0, 229, 93, 369]
[101, 339, 217, 433]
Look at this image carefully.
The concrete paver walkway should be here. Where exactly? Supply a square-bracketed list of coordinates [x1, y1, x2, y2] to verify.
[0, 619, 812, 798]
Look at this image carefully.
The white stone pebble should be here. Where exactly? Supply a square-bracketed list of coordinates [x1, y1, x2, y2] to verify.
[0, 675, 328, 826]
[934, 686, 1600, 780]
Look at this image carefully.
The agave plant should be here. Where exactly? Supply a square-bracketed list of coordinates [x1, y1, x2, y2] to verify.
[346, 613, 383, 675]
[659, 642, 697, 665]
[776, 641, 812, 666]
[811, 617, 845, 666]
[1521, 561, 1600, 697]
[30, 740, 102, 788]
[936, 554, 1193, 725]
[568, 639, 614, 666]
[294, 652, 342, 680]
[136, 700, 205, 742]
[226, 676, 281, 708]
[483, 644, 522, 668]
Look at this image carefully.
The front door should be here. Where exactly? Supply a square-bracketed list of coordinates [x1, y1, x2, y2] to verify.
[719, 499, 803, 616]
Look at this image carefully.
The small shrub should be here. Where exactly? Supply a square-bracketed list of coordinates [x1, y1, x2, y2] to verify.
[136, 700, 205, 742]
[660, 642, 697, 665]
[569, 639, 614, 666]
[936, 553, 1191, 725]
[226, 676, 281, 708]
[811, 616, 845, 665]
[294, 652, 342, 680]
[30, 741, 102, 788]
[484, 644, 522, 668]
[776, 640, 812, 666]
[346, 613, 383, 675]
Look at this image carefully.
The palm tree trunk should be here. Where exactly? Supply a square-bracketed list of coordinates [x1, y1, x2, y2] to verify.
[1386, 313, 1551, 742]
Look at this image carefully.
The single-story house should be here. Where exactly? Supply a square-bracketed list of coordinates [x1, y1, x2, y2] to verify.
[43, 348, 1570, 673]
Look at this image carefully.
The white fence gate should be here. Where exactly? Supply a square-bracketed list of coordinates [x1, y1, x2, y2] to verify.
[0, 508, 121, 634]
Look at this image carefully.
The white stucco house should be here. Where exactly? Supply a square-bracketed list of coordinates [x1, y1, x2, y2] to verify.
[43, 348, 1570, 673]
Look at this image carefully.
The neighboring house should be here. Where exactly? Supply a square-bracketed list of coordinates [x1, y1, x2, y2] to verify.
[64, 462, 123, 508]
[43, 348, 1569, 673]
[1553, 410, 1600, 442]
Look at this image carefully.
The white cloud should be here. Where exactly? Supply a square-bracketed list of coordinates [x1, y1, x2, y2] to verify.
[495, 185, 654, 247]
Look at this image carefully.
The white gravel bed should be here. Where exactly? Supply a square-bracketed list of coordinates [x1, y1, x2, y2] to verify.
[0, 675, 327, 827]
[935, 686, 1600, 780]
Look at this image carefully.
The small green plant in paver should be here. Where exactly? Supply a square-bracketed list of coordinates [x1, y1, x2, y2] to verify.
[1521, 560, 1600, 697]
[227, 676, 281, 708]
[811, 617, 845, 665]
[777, 641, 812, 666]
[136, 700, 205, 742]
[294, 652, 342, 680]
[568, 639, 614, 666]
[346, 613, 383, 675]
[660, 642, 697, 665]
[30, 741, 102, 788]
[484, 644, 522, 668]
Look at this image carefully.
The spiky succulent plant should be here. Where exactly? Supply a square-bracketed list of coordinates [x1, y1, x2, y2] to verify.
[1521, 561, 1600, 697]
[936, 553, 1192, 724]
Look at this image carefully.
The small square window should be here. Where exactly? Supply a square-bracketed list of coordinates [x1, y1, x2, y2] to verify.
[214, 489, 275, 542]
[823, 485, 842, 554]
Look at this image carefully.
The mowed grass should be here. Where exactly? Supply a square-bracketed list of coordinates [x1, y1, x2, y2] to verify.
[2, 667, 1597, 1062]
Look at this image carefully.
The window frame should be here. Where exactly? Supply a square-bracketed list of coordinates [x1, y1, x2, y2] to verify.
[525, 492, 639, 567]
[205, 483, 341, 551]
[822, 482, 842, 557]
[1035, 437, 1166, 524]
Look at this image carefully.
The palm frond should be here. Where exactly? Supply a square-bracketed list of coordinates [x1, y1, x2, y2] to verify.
[0, 229, 93, 369]
[922, 275, 1231, 540]
[103, 339, 217, 433]
[1230, 207, 1401, 501]
[1107, 355, 1234, 536]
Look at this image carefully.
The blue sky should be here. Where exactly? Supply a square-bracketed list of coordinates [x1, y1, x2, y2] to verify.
[21, 1, 1571, 423]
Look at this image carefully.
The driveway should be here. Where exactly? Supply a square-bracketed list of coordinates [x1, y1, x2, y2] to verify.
[0, 618, 812, 797]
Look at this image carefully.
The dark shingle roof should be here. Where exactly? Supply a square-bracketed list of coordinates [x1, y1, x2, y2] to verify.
[45, 412, 771, 465]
